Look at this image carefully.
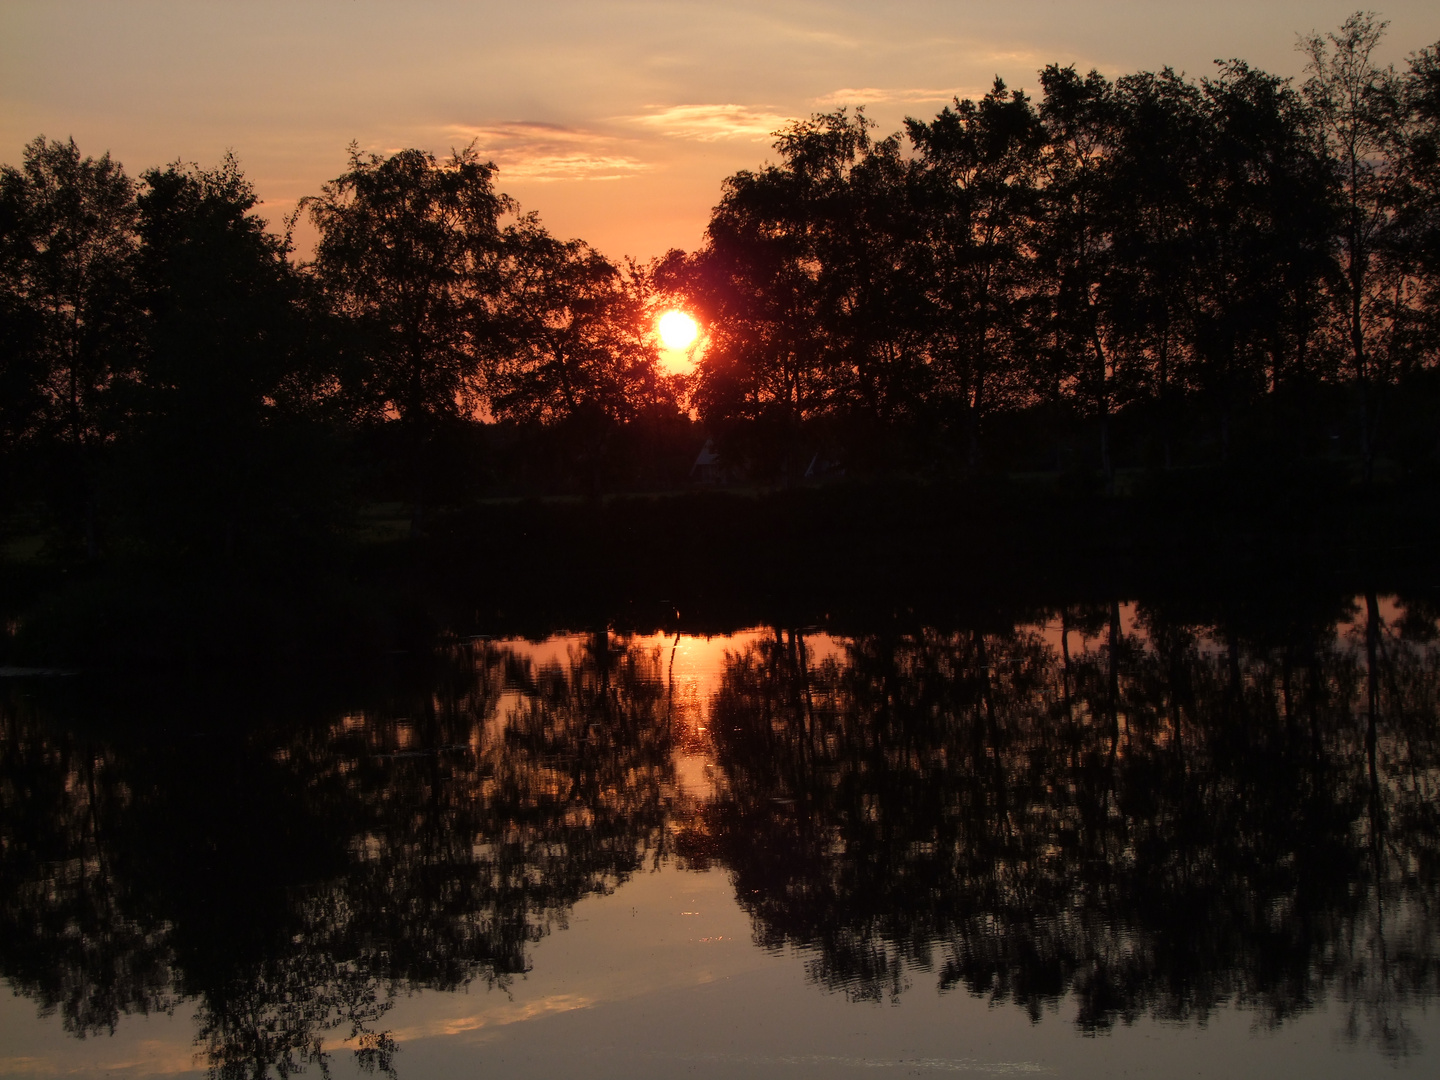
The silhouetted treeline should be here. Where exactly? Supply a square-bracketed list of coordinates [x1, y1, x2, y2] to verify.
[0, 140, 688, 563]
[3, 12, 1440, 565]
[663, 13, 1440, 482]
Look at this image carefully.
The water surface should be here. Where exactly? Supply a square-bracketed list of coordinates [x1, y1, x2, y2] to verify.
[3, 593, 1438, 1077]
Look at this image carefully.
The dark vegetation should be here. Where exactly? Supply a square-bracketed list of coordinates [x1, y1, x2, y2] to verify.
[3, 16, 1440, 1072]
[3, 13, 1440, 663]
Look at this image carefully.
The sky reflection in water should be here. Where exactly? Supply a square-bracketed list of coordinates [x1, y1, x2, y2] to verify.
[2, 596, 1439, 1077]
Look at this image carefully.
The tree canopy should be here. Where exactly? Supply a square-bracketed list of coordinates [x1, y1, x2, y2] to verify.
[2, 12, 1439, 556]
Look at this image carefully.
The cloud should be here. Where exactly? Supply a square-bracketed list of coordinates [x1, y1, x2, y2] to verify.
[813, 87, 979, 107]
[443, 121, 648, 182]
[622, 104, 796, 142]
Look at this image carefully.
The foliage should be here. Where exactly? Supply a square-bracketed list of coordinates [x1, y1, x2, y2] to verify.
[491, 217, 673, 425]
[3, 13, 1440, 557]
[127, 156, 341, 561]
[0, 137, 139, 554]
[1300, 12, 1420, 480]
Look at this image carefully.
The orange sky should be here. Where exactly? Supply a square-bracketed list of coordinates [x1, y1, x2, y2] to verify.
[4, 2, 1438, 264]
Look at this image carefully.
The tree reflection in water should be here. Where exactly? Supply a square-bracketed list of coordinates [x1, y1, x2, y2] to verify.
[0, 633, 680, 1078]
[700, 595, 1440, 1056]
[1, 594, 1438, 1075]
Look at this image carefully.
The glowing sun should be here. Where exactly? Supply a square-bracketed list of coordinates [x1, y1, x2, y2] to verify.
[658, 310, 699, 351]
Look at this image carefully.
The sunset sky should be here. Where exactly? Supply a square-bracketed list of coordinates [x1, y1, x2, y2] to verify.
[4, 1, 1438, 263]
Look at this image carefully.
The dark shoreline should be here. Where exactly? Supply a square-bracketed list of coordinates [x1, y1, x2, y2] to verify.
[3, 465, 1438, 671]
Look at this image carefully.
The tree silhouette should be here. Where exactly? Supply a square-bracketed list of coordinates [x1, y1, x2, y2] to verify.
[680, 111, 911, 478]
[3, 14, 1440, 539]
[0, 137, 138, 556]
[909, 78, 1044, 465]
[1183, 62, 1331, 459]
[1034, 66, 1123, 487]
[128, 155, 335, 562]
[1301, 12, 1413, 483]
[489, 219, 673, 491]
[1401, 44, 1440, 363]
[306, 145, 512, 531]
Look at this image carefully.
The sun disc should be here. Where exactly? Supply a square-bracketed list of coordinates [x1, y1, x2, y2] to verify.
[658, 310, 699, 351]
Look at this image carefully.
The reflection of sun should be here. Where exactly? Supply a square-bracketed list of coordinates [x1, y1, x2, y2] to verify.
[658, 310, 699, 350]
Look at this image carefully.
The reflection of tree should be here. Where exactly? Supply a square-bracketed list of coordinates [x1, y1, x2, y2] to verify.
[0, 633, 678, 1077]
[0, 700, 176, 1037]
[280, 634, 677, 991]
[703, 603, 1440, 1052]
[4, 606, 1439, 1068]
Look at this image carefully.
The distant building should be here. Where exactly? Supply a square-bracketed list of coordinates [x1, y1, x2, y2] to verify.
[690, 440, 726, 484]
[803, 452, 844, 482]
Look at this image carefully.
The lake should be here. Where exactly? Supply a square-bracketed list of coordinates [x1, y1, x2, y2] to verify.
[2, 589, 1437, 1077]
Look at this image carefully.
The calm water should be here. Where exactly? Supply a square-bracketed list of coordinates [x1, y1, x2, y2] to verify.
[3, 593, 1439, 1078]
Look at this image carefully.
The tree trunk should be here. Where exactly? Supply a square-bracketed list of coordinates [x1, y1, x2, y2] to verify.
[966, 399, 981, 469]
[1364, 590, 1383, 870]
[1091, 324, 1114, 494]
[1350, 208, 1374, 487]
[1159, 331, 1173, 470]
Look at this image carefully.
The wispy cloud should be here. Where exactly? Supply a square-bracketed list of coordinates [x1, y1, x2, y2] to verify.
[443, 122, 648, 182]
[814, 87, 979, 107]
[622, 104, 796, 142]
